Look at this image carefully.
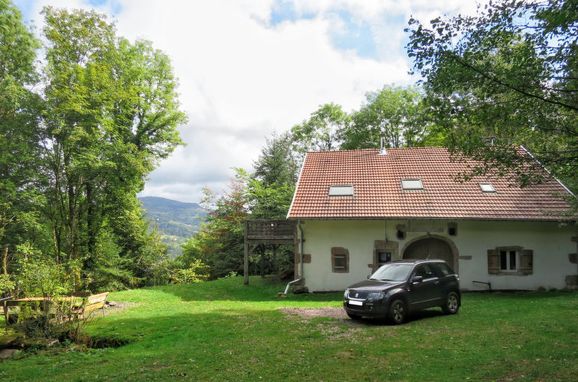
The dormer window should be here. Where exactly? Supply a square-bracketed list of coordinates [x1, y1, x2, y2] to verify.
[329, 185, 354, 196]
[480, 183, 496, 193]
[401, 179, 423, 190]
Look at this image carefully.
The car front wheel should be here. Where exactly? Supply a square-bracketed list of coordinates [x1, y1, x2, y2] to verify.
[387, 299, 407, 324]
[442, 291, 460, 314]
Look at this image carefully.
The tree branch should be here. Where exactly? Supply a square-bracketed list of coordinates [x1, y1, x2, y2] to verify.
[449, 53, 578, 113]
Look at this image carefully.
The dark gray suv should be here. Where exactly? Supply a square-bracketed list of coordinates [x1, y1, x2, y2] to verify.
[343, 259, 460, 324]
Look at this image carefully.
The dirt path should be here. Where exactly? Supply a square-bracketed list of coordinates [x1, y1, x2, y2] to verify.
[279, 307, 348, 320]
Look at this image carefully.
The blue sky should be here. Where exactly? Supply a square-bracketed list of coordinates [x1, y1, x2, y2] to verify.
[12, 0, 482, 202]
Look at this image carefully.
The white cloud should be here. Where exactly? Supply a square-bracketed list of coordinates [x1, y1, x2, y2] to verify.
[17, 0, 487, 202]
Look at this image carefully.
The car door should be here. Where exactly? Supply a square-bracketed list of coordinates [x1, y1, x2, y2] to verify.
[408, 264, 441, 310]
[431, 262, 458, 297]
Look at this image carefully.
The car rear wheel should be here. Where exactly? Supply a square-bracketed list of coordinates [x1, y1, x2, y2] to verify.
[387, 299, 406, 325]
[442, 291, 460, 314]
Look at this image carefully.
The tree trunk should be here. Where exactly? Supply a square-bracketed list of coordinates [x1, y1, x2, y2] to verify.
[2, 245, 8, 275]
[86, 182, 96, 270]
[68, 182, 77, 260]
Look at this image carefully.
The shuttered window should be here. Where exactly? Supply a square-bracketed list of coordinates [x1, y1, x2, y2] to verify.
[331, 247, 349, 273]
[488, 247, 533, 275]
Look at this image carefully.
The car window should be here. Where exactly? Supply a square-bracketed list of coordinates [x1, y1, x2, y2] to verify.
[370, 263, 414, 281]
[414, 264, 437, 279]
[431, 262, 454, 277]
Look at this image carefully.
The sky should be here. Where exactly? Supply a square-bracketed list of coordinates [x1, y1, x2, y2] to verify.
[14, 0, 484, 203]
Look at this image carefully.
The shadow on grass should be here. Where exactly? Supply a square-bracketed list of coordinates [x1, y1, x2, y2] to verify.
[0, 308, 337, 381]
[157, 276, 342, 303]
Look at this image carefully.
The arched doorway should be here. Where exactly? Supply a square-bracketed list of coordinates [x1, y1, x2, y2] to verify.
[402, 236, 458, 272]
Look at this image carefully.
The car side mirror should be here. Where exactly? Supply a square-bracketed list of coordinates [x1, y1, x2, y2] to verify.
[411, 275, 423, 284]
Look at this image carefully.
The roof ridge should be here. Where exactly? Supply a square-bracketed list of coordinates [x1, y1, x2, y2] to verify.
[306, 146, 448, 155]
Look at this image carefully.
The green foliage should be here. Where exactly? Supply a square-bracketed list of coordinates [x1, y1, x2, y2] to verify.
[406, 0, 577, 193]
[181, 171, 248, 279]
[0, 273, 14, 294]
[253, 132, 298, 187]
[342, 86, 434, 149]
[40, 7, 186, 279]
[0, 0, 39, 83]
[248, 132, 297, 219]
[290, 103, 349, 158]
[14, 244, 75, 297]
[170, 259, 208, 284]
[0, 3, 189, 293]
[0, 0, 44, 252]
[246, 179, 295, 220]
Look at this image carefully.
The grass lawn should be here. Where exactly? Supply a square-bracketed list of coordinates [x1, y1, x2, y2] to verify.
[1, 277, 577, 381]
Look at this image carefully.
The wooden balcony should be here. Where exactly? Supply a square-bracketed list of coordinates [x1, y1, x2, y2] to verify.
[245, 220, 296, 244]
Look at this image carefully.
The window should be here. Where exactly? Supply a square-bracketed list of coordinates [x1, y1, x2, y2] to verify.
[448, 222, 457, 236]
[488, 247, 533, 275]
[331, 247, 349, 273]
[373, 240, 399, 272]
[376, 250, 391, 267]
[401, 179, 423, 190]
[329, 185, 354, 196]
[500, 249, 518, 271]
[396, 224, 406, 240]
[480, 183, 496, 193]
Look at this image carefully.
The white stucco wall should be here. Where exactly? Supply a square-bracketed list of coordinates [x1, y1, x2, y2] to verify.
[299, 219, 577, 292]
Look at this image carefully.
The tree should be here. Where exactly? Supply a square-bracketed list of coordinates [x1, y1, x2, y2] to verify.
[181, 171, 249, 279]
[406, 0, 577, 192]
[38, 7, 186, 288]
[249, 132, 297, 219]
[0, 0, 45, 273]
[290, 103, 350, 159]
[341, 86, 431, 149]
[247, 133, 298, 278]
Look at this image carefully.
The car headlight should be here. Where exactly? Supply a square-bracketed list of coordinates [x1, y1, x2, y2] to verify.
[367, 292, 385, 301]
[343, 289, 350, 299]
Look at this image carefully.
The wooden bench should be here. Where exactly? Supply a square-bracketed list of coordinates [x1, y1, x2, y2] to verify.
[2, 292, 109, 325]
[73, 292, 109, 319]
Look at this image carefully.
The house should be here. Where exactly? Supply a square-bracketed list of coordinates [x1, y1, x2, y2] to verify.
[286, 147, 577, 291]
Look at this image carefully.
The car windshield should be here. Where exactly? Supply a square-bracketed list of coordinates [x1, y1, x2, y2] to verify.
[370, 263, 413, 281]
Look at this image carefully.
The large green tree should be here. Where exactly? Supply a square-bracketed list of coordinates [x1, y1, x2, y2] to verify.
[39, 7, 186, 288]
[0, 0, 45, 272]
[407, 0, 577, 191]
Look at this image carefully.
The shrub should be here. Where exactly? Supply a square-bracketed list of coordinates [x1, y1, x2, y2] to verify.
[171, 259, 209, 284]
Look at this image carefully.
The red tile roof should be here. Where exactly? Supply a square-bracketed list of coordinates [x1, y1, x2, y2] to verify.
[287, 147, 575, 221]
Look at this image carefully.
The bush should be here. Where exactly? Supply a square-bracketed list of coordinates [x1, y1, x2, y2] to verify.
[11, 244, 86, 341]
[171, 259, 209, 284]
[0, 273, 15, 294]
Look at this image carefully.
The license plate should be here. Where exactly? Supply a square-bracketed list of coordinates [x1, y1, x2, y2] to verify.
[349, 300, 363, 306]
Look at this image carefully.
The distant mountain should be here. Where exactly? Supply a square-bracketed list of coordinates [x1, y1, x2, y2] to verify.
[139, 196, 208, 257]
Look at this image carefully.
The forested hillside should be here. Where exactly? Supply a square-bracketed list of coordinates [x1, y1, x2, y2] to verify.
[140, 197, 206, 257]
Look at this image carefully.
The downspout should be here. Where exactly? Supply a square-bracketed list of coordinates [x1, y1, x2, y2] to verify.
[280, 220, 304, 296]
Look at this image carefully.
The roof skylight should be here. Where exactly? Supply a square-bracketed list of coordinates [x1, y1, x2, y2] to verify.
[401, 179, 423, 190]
[480, 183, 496, 193]
[329, 185, 354, 196]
